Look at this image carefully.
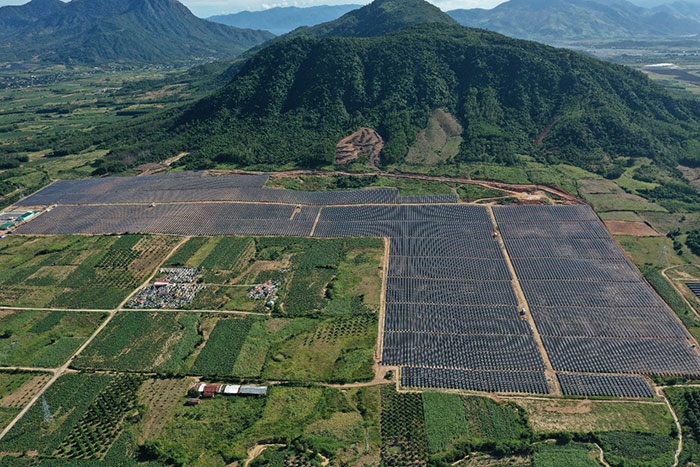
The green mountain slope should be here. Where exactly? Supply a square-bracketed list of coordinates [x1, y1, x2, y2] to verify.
[0, 0, 275, 64]
[104, 22, 700, 175]
[0, 0, 64, 33]
[283, 0, 458, 38]
[447, 0, 700, 41]
[208, 5, 362, 35]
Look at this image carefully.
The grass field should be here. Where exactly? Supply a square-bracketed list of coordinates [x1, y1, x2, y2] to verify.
[0, 235, 179, 309]
[139, 385, 381, 466]
[0, 310, 106, 367]
[511, 398, 674, 435]
[404, 109, 463, 167]
[532, 442, 599, 467]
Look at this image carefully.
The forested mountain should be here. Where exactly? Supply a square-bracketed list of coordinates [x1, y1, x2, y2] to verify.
[208, 5, 361, 35]
[282, 0, 457, 39]
[0, 0, 64, 32]
[447, 0, 700, 40]
[0, 0, 274, 64]
[101, 21, 700, 177]
[653, 1, 700, 21]
[208, 0, 459, 96]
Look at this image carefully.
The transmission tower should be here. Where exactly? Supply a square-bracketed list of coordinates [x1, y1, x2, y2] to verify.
[659, 245, 668, 267]
[42, 395, 54, 424]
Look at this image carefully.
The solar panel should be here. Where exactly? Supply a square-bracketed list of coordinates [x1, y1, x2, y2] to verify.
[558, 373, 654, 398]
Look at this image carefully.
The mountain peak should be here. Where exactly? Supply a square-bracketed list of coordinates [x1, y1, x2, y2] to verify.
[286, 0, 457, 39]
[0, 0, 274, 64]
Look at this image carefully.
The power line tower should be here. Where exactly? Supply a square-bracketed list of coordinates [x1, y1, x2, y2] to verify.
[42, 395, 54, 424]
[659, 245, 668, 267]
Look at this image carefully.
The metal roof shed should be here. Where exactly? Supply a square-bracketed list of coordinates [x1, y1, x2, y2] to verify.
[222, 385, 240, 395]
[239, 386, 268, 396]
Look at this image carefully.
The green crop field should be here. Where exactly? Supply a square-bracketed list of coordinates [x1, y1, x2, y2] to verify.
[72, 311, 210, 373]
[380, 385, 429, 465]
[0, 372, 119, 456]
[189, 317, 253, 376]
[422, 393, 532, 463]
[0, 235, 179, 309]
[0, 310, 106, 367]
[63, 235, 383, 384]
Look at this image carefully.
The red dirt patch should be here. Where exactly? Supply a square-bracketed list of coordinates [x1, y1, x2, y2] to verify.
[605, 220, 660, 236]
[336, 128, 384, 166]
[536, 115, 562, 145]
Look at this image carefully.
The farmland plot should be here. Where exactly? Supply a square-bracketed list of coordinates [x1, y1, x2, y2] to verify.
[0, 235, 179, 309]
[72, 311, 207, 373]
[0, 371, 51, 430]
[0, 373, 118, 456]
[142, 386, 381, 466]
[0, 310, 106, 367]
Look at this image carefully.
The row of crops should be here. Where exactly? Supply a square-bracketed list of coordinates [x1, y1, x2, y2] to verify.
[0, 234, 179, 309]
[53, 374, 143, 460]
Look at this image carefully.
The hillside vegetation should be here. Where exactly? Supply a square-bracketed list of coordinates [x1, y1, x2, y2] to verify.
[100, 22, 700, 177]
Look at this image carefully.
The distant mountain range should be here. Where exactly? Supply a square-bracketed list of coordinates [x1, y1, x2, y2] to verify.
[208, 5, 361, 35]
[0, 0, 274, 64]
[447, 0, 700, 41]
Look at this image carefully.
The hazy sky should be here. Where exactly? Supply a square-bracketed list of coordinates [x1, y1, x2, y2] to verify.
[0, 0, 505, 17]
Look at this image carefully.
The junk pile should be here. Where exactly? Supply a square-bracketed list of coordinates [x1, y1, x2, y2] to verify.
[127, 267, 203, 309]
[248, 280, 280, 307]
[160, 267, 201, 283]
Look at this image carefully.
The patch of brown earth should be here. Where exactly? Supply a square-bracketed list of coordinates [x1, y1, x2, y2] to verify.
[0, 374, 52, 408]
[678, 164, 700, 188]
[336, 128, 384, 166]
[605, 220, 660, 236]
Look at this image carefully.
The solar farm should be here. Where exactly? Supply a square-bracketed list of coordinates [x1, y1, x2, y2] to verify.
[11, 171, 700, 397]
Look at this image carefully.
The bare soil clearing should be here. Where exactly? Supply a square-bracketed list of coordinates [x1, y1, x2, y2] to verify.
[605, 220, 660, 236]
[335, 127, 384, 166]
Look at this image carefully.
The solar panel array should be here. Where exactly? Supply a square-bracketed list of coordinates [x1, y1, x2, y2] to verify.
[315, 204, 548, 394]
[17, 172, 460, 207]
[16, 203, 318, 236]
[558, 373, 654, 398]
[402, 367, 549, 394]
[495, 205, 700, 378]
[16, 172, 269, 206]
[689, 283, 700, 300]
[13, 174, 700, 396]
[397, 194, 459, 204]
